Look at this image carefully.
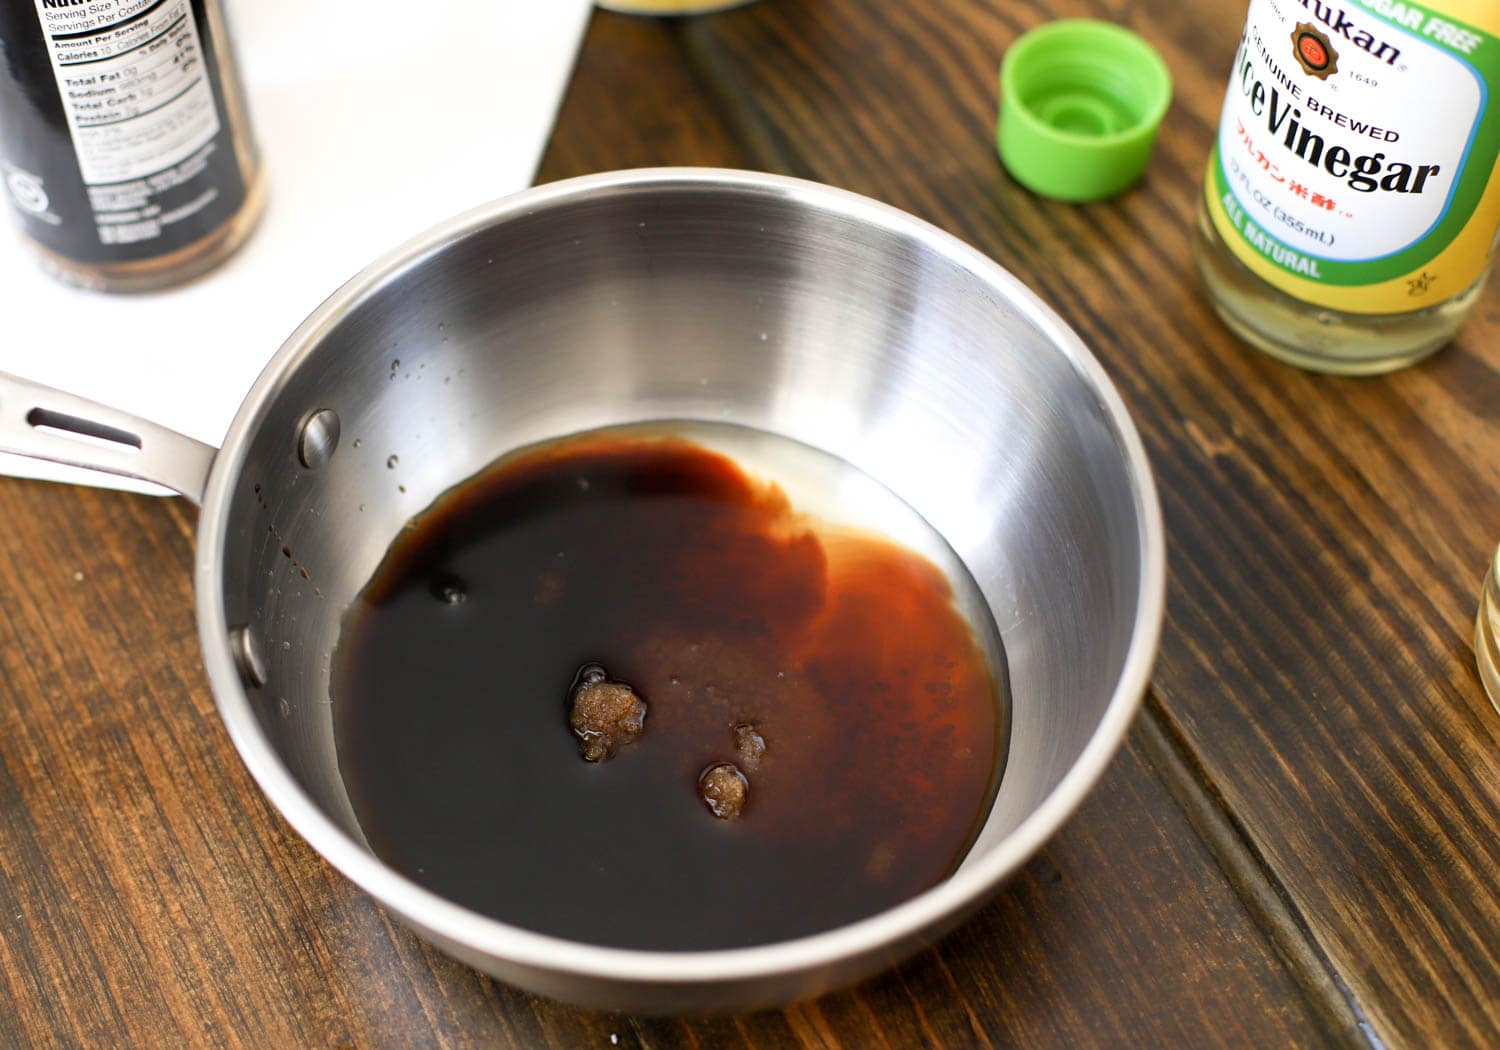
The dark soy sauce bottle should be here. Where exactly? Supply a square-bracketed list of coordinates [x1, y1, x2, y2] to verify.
[0, 0, 263, 291]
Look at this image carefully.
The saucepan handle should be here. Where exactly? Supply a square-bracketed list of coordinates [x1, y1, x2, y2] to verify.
[0, 371, 218, 505]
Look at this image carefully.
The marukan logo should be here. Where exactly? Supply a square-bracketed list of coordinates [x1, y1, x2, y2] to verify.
[1291, 22, 1339, 80]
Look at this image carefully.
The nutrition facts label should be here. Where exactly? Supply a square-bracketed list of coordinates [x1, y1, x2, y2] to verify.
[33, 0, 220, 187]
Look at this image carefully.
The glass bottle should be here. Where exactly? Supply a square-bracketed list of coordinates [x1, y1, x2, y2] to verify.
[1195, 1, 1500, 374]
[1479, 543, 1500, 714]
[0, 0, 263, 292]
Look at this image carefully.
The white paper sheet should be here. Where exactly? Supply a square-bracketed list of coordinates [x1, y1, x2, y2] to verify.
[0, 0, 591, 494]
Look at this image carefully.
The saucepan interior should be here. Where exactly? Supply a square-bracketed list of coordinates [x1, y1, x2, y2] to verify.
[196, 169, 1163, 1011]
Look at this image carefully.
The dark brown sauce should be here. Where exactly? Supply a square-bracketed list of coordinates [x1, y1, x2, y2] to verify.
[333, 430, 1003, 950]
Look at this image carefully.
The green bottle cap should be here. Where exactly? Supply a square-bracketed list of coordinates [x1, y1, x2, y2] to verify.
[997, 20, 1172, 202]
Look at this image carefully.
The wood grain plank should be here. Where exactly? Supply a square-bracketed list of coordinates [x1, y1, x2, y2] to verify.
[669, 0, 1500, 1046]
[0, 480, 651, 1049]
[537, 10, 755, 181]
[541, 13, 1336, 1045]
[0, 486, 1332, 1048]
[0, 3, 1445, 1046]
[1, 9, 1330, 1048]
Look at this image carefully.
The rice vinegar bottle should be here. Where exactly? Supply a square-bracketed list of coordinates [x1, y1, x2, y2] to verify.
[1195, 0, 1500, 374]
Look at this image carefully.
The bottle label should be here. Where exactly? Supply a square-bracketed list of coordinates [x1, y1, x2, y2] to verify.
[1204, 0, 1500, 313]
[0, 0, 251, 265]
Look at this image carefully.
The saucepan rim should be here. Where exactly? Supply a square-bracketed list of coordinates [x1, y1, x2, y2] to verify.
[195, 167, 1166, 986]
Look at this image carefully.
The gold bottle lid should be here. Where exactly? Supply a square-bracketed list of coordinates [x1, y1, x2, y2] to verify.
[597, 0, 757, 13]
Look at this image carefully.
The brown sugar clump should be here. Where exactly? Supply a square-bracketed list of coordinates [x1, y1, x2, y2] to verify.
[568, 664, 647, 762]
[698, 762, 749, 820]
[732, 723, 766, 770]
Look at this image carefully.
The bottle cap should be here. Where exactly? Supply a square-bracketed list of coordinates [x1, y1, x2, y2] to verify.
[997, 20, 1172, 202]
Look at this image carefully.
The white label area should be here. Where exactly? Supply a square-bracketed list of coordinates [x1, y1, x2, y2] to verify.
[34, 0, 220, 186]
[1217, 0, 1481, 262]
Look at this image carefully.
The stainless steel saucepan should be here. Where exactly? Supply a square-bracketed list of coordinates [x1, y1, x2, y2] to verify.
[0, 169, 1165, 1012]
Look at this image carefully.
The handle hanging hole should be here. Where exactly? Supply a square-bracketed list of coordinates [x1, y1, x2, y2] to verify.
[26, 407, 143, 451]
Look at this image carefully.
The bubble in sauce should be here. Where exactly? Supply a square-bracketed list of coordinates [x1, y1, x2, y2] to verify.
[431, 574, 468, 605]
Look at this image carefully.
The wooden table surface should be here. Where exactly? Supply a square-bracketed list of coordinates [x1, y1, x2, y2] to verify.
[3, 1, 1498, 1046]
